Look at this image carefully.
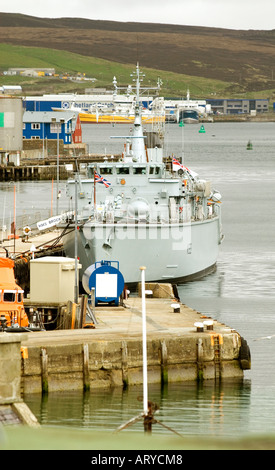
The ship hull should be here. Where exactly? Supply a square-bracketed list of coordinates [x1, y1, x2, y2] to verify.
[62, 216, 221, 285]
[182, 118, 199, 124]
[79, 112, 165, 124]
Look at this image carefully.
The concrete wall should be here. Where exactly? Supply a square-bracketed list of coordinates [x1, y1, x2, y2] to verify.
[0, 334, 25, 404]
[0, 97, 23, 151]
[0, 333, 40, 427]
[21, 333, 244, 394]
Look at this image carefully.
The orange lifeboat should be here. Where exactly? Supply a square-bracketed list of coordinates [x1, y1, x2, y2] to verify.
[0, 258, 29, 328]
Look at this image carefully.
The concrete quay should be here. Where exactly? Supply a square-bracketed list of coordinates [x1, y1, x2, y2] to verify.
[0, 229, 63, 258]
[0, 334, 39, 427]
[20, 296, 250, 394]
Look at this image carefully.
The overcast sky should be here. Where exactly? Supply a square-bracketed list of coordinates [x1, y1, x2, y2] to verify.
[1, 0, 275, 30]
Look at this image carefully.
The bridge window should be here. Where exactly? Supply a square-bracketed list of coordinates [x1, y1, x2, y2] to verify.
[3, 291, 16, 302]
[133, 167, 146, 175]
[100, 167, 113, 175]
[117, 167, 130, 175]
[149, 166, 161, 175]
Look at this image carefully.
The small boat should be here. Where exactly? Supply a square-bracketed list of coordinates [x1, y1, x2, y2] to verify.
[179, 109, 199, 124]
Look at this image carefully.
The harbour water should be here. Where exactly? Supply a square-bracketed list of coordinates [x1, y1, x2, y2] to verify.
[1, 121, 275, 439]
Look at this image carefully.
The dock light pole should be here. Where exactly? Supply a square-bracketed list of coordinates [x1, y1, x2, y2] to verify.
[54, 117, 65, 216]
[115, 265, 182, 436]
[56, 118, 60, 216]
[179, 119, 185, 165]
[140, 266, 148, 418]
[74, 173, 79, 304]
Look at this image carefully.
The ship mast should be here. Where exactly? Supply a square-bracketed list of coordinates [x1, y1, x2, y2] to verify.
[110, 63, 148, 164]
[131, 63, 147, 163]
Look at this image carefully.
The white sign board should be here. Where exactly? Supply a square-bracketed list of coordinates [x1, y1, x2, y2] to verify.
[37, 215, 62, 231]
[96, 273, 117, 298]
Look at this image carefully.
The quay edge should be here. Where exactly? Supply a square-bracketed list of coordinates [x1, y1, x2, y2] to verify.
[19, 296, 251, 394]
[0, 155, 121, 181]
[0, 334, 40, 427]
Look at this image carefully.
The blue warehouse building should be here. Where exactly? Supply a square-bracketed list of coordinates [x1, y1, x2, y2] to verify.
[24, 99, 62, 112]
[23, 111, 78, 144]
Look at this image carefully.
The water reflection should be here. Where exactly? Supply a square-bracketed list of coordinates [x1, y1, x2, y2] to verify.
[178, 252, 275, 300]
[25, 380, 251, 438]
[7, 122, 275, 438]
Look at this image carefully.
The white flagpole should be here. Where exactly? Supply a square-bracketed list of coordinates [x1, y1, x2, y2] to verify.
[140, 266, 148, 416]
[93, 168, 96, 212]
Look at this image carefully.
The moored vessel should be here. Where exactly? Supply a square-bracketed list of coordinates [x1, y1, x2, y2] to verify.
[60, 64, 223, 285]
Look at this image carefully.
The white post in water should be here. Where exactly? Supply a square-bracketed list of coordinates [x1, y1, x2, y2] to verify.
[140, 266, 148, 416]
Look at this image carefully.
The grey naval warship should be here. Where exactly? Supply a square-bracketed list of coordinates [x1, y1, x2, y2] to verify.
[61, 64, 223, 285]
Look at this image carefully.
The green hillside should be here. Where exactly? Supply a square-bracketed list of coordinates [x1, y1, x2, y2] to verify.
[0, 43, 238, 98]
[0, 43, 274, 101]
[2, 13, 275, 99]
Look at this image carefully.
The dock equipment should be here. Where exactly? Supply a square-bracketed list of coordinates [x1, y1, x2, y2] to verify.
[82, 260, 125, 306]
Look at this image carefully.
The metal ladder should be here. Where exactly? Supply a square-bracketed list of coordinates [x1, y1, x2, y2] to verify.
[213, 335, 222, 381]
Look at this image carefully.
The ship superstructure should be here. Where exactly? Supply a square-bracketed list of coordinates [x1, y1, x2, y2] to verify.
[61, 64, 222, 284]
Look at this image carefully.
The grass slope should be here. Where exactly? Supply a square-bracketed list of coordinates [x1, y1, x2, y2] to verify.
[2, 13, 275, 95]
[0, 43, 231, 98]
[2, 425, 275, 450]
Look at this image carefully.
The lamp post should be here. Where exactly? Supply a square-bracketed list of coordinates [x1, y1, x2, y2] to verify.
[57, 120, 59, 215]
[52, 117, 65, 215]
[140, 266, 148, 418]
[74, 172, 79, 304]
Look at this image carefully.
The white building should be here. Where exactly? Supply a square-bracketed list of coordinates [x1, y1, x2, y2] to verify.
[0, 85, 22, 95]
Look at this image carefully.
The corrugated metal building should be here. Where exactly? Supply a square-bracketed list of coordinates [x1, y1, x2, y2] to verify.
[24, 98, 62, 112]
[206, 98, 269, 115]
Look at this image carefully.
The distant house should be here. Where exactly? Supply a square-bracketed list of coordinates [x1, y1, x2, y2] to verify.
[0, 85, 22, 95]
[23, 111, 82, 144]
[7, 68, 55, 76]
[72, 113, 82, 144]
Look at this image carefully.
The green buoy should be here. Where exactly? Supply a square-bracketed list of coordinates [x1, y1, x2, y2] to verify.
[199, 125, 205, 133]
[179, 120, 185, 127]
[247, 140, 253, 150]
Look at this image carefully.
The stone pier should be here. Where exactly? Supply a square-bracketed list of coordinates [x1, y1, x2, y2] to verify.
[20, 297, 250, 394]
[0, 334, 39, 427]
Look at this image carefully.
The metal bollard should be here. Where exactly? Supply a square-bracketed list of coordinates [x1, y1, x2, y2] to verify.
[194, 322, 204, 332]
[203, 320, 214, 330]
[171, 303, 181, 313]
